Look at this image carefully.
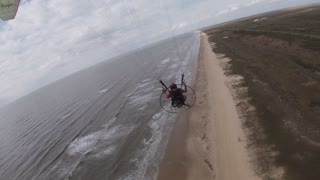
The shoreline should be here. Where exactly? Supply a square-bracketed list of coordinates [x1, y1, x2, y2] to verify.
[157, 32, 260, 180]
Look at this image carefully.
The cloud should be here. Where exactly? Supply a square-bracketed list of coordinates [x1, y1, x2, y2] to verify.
[247, 0, 268, 6]
[246, 0, 285, 6]
[0, 0, 166, 105]
[0, 0, 317, 107]
[216, 4, 240, 16]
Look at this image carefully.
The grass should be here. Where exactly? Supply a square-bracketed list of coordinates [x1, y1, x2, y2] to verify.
[204, 5, 320, 180]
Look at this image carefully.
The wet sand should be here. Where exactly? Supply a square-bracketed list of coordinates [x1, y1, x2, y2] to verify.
[157, 33, 260, 180]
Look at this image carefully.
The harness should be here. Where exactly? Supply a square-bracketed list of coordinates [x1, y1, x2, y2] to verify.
[170, 89, 185, 107]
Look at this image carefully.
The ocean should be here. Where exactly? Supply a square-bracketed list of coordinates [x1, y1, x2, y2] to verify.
[0, 32, 200, 180]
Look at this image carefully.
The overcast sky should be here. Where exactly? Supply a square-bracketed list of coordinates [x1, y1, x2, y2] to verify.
[0, 0, 319, 107]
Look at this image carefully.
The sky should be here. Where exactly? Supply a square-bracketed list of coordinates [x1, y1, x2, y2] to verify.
[0, 0, 319, 107]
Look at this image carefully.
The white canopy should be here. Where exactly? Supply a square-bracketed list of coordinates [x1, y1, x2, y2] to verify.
[0, 0, 20, 21]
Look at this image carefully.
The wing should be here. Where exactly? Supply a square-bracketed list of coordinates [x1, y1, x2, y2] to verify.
[0, 0, 20, 21]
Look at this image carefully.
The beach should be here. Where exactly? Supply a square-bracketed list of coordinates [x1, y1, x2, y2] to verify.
[204, 5, 320, 179]
[158, 33, 260, 180]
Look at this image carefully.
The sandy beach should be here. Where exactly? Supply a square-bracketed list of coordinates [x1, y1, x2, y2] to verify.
[157, 33, 260, 180]
[205, 6, 320, 179]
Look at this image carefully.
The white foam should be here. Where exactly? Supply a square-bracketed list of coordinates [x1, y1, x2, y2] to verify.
[110, 111, 171, 180]
[131, 110, 172, 179]
[99, 88, 109, 93]
[152, 112, 162, 120]
[144, 137, 154, 145]
[149, 119, 161, 131]
[62, 114, 71, 119]
[169, 63, 179, 69]
[67, 125, 132, 156]
[127, 93, 153, 108]
[101, 117, 117, 128]
[253, 17, 267, 22]
[67, 131, 101, 155]
[93, 145, 117, 158]
[136, 84, 153, 93]
[142, 78, 152, 83]
[160, 58, 170, 65]
[172, 58, 180, 62]
[101, 126, 126, 141]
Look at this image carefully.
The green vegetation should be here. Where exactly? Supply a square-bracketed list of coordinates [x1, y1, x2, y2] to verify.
[205, 5, 320, 180]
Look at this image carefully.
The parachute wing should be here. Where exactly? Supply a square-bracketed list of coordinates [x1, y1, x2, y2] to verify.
[0, 0, 20, 21]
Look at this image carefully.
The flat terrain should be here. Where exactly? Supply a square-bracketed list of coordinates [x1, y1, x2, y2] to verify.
[204, 5, 320, 180]
[158, 34, 260, 180]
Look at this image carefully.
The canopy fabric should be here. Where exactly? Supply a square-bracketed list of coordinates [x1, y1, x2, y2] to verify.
[0, 0, 20, 21]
